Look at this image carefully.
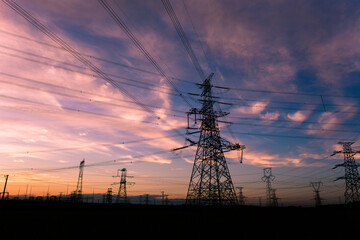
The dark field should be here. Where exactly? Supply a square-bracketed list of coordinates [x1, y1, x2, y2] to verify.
[1, 200, 359, 239]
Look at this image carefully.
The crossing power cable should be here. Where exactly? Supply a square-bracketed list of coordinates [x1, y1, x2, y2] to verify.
[2, 28, 359, 101]
[98, 0, 193, 107]
[1, 30, 359, 108]
[2, 0, 195, 137]
[161, 0, 205, 80]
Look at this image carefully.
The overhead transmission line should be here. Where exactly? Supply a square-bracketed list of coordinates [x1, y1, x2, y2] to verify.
[2, 0, 194, 137]
[161, 0, 205, 80]
[1, 44, 358, 113]
[231, 121, 360, 134]
[2, 0, 156, 115]
[227, 131, 355, 141]
[1, 149, 194, 175]
[0, 72, 186, 115]
[97, 0, 193, 107]
[0, 74, 357, 136]
[181, 0, 213, 71]
[5, 41, 359, 111]
[0, 44, 179, 94]
[0, 51, 187, 99]
[1, 29, 359, 101]
[227, 116, 360, 127]
[0, 93, 186, 126]
[0, 29, 195, 84]
[1, 79, 357, 137]
[2, 43, 359, 112]
[0, 133, 185, 155]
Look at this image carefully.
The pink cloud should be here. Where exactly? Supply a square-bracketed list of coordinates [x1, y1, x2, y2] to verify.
[287, 111, 308, 122]
[235, 101, 269, 115]
[260, 111, 280, 121]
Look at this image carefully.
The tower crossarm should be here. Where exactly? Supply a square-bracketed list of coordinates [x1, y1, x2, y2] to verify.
[330, 150, 343, 156]
[332, 163, 345, 169]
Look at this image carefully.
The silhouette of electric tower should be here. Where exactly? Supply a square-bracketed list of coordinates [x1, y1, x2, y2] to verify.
[331, 142, 360, 203]
[112, 168, 134, 203]
[2, 175, 9, 200]
[271, 189, 279, 207]
[262, 168, 277, 206]
[310, 181, 323, 207]
[72, 159, 85, 202]
[236, 187, 246, 205]
[174, 73, 245, 205]
[104, 188, 112, 204]
[161, 191, 169, 205]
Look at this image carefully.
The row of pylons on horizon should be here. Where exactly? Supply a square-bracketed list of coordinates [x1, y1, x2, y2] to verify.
[1, 75, 359, 206]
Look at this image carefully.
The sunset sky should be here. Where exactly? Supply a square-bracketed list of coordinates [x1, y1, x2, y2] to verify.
[1, 0, 360, 206]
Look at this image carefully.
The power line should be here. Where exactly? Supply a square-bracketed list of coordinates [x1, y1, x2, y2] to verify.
[161, 0, 206, 80]
[98, 0, 193, 107]
[5, 43, 359, 111]
[1, 28, 359, 101]
[228, 131, 355, 141]
[231, 121, 360, 134]
[0, 132, 185, 155]
[0, 93, 186, 127]
[1, 79, 357, 145]
[0, 72, 186, 114]
[2, 30, 359, 108]
[0, 29, 195, 84]
[181, 0, 213, 71]
[0, 51, 182, 97]
[2, 0, 159, 117]
[227, 116, 360, 127]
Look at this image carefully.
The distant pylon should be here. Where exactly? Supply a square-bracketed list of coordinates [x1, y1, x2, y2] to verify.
[331, 142, 360, 203]
[236, 187, 246, 205]
[73, 159, 85, 202]
[174, 73, 245, 205]
[270, 189, 279, 207]
[2, 175, 9, 200]
[161, 191, 169, 205]
[262, 168, 277, 207]
[112, 168, 134, 203]
[104, 188, 112, 204]
[310, 181, 323, 207]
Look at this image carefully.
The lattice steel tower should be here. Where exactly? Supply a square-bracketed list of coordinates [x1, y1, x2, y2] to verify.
[113, 168, 134, 203]
[174, 73, 245, 205]
[331, 142, 360, 203]
[310, 181, 323, 207]
[74, 159, 85, 201]
[262, 168, 277, 206]
[70, 159, 85, 202]
[236, 187, 246, 205]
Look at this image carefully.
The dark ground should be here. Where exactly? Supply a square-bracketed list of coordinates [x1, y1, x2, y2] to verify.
[1, 200, 359, 239]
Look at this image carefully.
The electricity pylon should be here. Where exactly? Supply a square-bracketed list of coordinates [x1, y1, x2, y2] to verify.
[161, 191, 169, 205]
[331, 142, 360, 203]
[112, 168, 134, 203]
[72, 159, 85, 202]
[104, 188, 112, 204]
[271, 189, 279, 207]
[2, 175, 9, 200]
[262, 168, 277, 206]
[236, 187, 246, 205]
[310, 181, 323, 207]
[173, 73, 245, 205]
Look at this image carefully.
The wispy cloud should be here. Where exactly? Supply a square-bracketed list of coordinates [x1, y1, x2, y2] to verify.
[287, 111, 308, 122]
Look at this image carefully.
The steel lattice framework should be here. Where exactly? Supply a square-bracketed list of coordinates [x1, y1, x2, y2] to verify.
[71, 159, 85, 202]
[332, 142, 360, 203]
[262, 168, 278, 207]
[177, 73, 245, 205]
[310, 181, 323, 207]
[113, 168, 134, 203]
